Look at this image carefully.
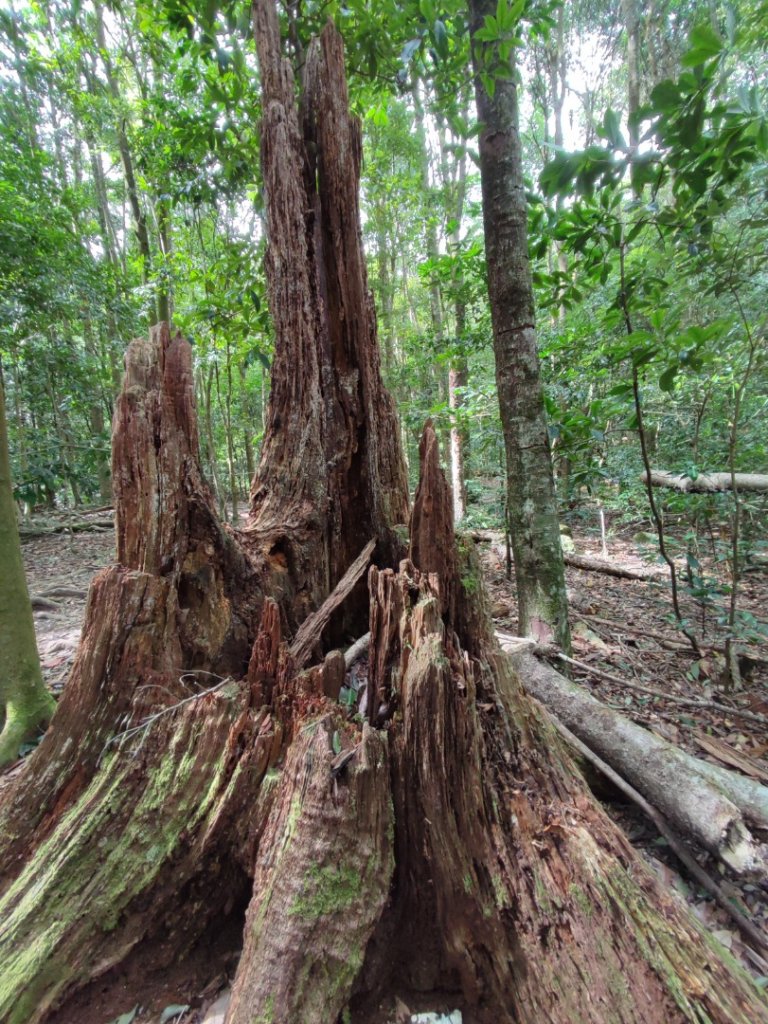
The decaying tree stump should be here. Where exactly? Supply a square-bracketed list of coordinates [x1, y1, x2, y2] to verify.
[245, 0, 408, 637]
[1, 6, 767, 1024]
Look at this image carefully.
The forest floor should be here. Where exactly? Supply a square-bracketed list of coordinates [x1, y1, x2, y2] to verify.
[10, 509, 768, 1023]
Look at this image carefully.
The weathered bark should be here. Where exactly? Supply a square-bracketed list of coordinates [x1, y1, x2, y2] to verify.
[644, 469, 768, 493]
[0, 323, 262, 872]
[290, 539, 376, 669]
[0, 380, 56, 766]
[468, 0, 571, 652]
[0, 11, 405, 1019]
[505, 646, 768, 875]
[1, 12, 767, 1024]
[352, 424, 766, 1024]
[226, 718, 393, 1024]
[246, 0, 409, 635]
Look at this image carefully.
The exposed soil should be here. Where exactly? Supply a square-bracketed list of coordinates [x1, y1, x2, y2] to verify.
[24, 530, 116, 699]
[7, 509, 768, 1022]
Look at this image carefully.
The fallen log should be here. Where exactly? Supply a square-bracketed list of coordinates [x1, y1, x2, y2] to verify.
[469, 529, 660, 580]
[502, 643, 768, 876]
[550, 716, 768, 957]
[643, 470, 768, 493]
[19, 517, 115, 537]
[563, 551, 659, 580]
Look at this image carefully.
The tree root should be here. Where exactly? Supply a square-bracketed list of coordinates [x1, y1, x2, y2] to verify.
[0, 690, 56, 769]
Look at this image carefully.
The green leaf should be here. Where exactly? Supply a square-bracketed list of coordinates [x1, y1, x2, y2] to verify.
[602, 109, 625, 149]
[432, 19, 449, 60]
[332, 730, 341, 755]
[419, 0, 436, 23]
[497, 0, 524, 29]
[539, 153, 578, 196]
[399, 37, 422, 67]
[630, 153, 659, 193]
[632, 346, 659, 368]
[658, 365, 678, 392]
[475, 17, 499, 43]
[480, 71, 496, 98]
[689, 23, 723, 57]
[682, 24, 723, 67]
[649, 80, 680, 113]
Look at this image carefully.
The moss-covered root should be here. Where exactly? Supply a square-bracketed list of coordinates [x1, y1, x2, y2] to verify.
[227, 717, 394, 1024]
[0, 688, 56, 767]
[0, 690, 272, 1024]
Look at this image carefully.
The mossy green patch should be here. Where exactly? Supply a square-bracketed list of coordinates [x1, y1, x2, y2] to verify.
[289, 864, 363, 919]
[253, 994, 275, 1023]
[0, 718, 234, 1019]
[491, 871, 508, 909]
[568, 882, 593, 918]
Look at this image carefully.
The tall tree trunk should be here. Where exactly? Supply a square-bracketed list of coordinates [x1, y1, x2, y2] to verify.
[374, 219, 396, 370]
[7, 354, 30, 516]
[0, 378, 56, 766]
[93, 9, 153, 291]
[45, 362, 82, 507]
[623, 0, 642, 153]
[155, 196, 172, 324]
[413, 80, 450, 441]
[201, 362, 225, 518]
[0, 10, 764, 1024]
[468, 0, 571, 651]
[86, 136, 121, 274]
[439, 108, 470, 523]
[548, 4, 569, 320]
[213, 344, 239, 521]
[239, 360, 257, 483]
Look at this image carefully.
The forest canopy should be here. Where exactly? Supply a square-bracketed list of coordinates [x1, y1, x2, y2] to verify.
[1, 0, 765, 523]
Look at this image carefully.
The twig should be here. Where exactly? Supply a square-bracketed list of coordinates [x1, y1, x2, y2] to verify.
[576, 613, 694, 652]
[102, 676, 231, 751]
[548, 714, 768, 956]
[556, 652, 768, 726]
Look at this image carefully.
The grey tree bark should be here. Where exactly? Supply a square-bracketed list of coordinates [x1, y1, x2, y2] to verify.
[468, 0, 571, 652]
